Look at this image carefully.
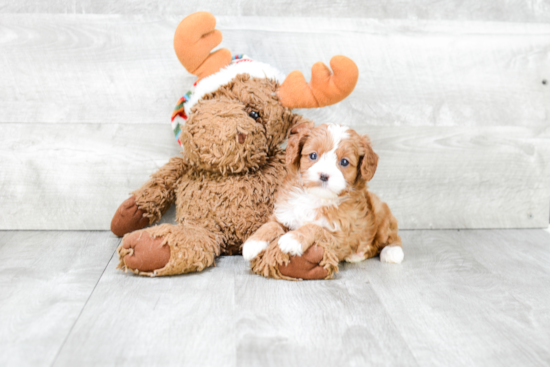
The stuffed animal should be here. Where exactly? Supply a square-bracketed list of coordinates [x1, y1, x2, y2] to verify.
[110, 11, 359, 278]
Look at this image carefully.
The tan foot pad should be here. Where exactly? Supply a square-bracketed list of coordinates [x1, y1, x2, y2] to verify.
[118, 231, 171, 273]
[279, 245, 328, 280]
[111, 196, 150, 237]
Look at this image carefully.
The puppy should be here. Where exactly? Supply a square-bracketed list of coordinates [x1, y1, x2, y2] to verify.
[242, 123, 403, 271]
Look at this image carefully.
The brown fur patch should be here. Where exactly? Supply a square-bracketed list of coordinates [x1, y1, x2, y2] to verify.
[132, 156, 188, 224]
[175, 151, 287, 254]
[182, 75, 301, 175]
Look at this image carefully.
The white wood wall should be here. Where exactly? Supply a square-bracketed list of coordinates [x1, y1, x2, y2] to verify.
[1, 0, 549, 22]
[0, 4, 549, 230]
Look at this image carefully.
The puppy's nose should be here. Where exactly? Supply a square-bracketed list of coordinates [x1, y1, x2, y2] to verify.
[319, 173, 330, 182]
[237, 133, 247, 144]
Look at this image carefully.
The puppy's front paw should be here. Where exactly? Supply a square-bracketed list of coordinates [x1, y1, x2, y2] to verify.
[380, 245, 404, 264]
[242, 240, 268, 262]
[278, 233, 303, 256]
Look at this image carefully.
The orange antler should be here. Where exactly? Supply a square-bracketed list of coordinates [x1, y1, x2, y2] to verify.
[174, 12, 232, 80]
[278, 55, 359, 109]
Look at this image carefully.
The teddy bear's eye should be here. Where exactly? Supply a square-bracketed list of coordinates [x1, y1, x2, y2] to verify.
[248, 111, 260, 120]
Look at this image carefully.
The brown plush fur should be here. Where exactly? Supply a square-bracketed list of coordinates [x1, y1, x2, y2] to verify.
[115, 75, 313, 275]
[132, 156, 188, 224]
[247, 124, 401, 280]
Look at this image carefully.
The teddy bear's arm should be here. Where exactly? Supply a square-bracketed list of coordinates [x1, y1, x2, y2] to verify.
[111, 156, 187, 236]
[131, 156, 188, 223]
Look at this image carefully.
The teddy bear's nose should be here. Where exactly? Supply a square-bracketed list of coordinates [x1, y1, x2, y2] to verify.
[237, 133, 247, 144]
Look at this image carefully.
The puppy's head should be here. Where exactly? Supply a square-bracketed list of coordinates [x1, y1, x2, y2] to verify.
[286, 123, 378, 199]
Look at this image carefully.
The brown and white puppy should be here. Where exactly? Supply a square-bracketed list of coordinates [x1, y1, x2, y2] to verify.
[243, 123, 403, 268]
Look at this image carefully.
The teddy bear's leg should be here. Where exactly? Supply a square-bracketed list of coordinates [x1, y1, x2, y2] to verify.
[250, 240, 339, 281]
[116, 222, 222, 277]
[111, 157, 187, 236]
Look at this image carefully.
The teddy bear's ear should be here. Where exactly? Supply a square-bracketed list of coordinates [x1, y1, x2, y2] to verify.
[174, 12, 232, 80]
[286, 123, 312, 175]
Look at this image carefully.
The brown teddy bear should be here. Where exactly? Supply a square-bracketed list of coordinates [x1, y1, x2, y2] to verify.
[110, 11, 359, 278]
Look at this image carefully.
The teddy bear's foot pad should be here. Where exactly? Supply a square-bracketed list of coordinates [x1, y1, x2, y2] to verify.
[279, 245, 328, 280]
[111, 196, 150, 237]
[117, 231, 170, 273]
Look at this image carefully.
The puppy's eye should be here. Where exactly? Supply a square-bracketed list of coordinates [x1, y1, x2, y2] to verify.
[309, 152, 318, 160]
[340, 158, 349, 167]
[248, 111, 260, 120]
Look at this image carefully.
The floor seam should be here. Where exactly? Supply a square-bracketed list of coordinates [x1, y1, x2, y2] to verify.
[49, 238, 121, 367]
[360, 269, 421, 367]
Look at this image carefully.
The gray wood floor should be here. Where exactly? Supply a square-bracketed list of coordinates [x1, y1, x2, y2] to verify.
[1, 229, 550, 367]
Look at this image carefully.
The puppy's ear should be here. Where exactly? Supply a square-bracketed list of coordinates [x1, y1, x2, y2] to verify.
[288, 117, 314, 137]
[358, 135, 378, 182]
[286, 122, 312, 174]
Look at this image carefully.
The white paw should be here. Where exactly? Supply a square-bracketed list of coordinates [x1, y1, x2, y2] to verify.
[278, 233, 303, 256]
[380, 246, 404, 264]
[242, 240, 268, 262]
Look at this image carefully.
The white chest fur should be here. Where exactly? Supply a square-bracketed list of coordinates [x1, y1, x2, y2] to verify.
[273, 189, 339, 232]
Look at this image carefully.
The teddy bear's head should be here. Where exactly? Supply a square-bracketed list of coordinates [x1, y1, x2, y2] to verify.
[180, 75, 299, 174]
[173, 12, 359, 175]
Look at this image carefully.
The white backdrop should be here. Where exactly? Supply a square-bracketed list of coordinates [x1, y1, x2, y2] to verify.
[0, 1, 549, 229]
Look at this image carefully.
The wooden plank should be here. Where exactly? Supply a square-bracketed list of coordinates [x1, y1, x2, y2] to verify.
[53, 246, 417, 367]
[360, 229, 550, 366]
[458, 230, 550, 313]
[0, 15, 186, 125]
[233, 257, 418, 367]
[0, 15, 549, 127]
[0, 124, 548, 230]
[0, 123, 181, 230]
[365, 125, 550, 229]
[46, 229, 550, 366]
[0, 231, 118, 367]
[0, 0, 549, 23]
[53, 251, 238, 366]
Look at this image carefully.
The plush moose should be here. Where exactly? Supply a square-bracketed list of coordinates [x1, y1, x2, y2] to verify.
[111, 11, 359, 278]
